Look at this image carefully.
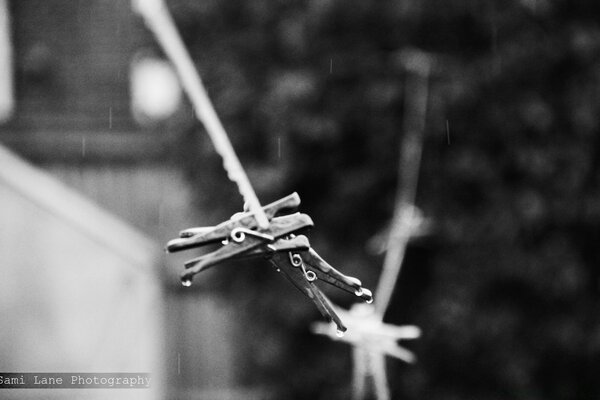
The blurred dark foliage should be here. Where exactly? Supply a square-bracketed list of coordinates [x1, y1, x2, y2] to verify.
[166, 0, 600, 398]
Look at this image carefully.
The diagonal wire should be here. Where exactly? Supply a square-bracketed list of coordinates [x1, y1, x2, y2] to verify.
[133, 0, 269, 229]
[374, 51, 431, 317]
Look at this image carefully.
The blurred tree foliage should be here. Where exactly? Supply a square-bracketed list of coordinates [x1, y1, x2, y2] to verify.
[166, 0, 600, 398]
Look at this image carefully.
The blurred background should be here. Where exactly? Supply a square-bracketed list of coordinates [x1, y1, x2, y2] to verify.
[2, 0, 600, 399]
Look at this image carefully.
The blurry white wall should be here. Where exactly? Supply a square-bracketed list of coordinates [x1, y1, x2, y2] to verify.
[0, 145, 164, 400]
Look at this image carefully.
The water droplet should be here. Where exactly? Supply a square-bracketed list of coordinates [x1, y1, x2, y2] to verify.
[335, 329, 345, 338]
[276, 268, 281, 272]
[355, 288, 363, 296]
[181, 279, 192, 287]
[366, 298, 373, 304]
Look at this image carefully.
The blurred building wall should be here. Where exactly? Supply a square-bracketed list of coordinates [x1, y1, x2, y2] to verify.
[0, 144, 164, 399]
[0, 0, 14, 122]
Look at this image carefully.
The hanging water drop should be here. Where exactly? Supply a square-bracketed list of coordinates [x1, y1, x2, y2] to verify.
[335, 329, 345, 338]
[366, 298, 373, 304]
[181, 279, 192, 287]
[355, 288, 363, 296]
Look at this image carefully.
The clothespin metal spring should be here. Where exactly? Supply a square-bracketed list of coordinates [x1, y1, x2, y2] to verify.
[230, 227, 274, 243]
[289, 252, 317, 282]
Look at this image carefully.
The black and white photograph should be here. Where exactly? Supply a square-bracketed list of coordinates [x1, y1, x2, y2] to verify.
[1, 1, 600, 399]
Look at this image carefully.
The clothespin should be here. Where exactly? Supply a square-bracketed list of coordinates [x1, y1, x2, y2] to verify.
[295, 248, 374, 303]
[228, 233, 374, 333]
[170, 213, 314, 285]
[167, 192, 301, 252]
[166, 193, 308, 284]
[269, 250, 348, 334]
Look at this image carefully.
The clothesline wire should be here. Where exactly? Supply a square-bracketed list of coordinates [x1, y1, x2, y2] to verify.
[133, 0, 269, 229]
[374, 56, 430, 317]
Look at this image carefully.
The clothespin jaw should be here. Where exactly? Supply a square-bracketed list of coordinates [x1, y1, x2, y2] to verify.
[300, 248, 374, 303]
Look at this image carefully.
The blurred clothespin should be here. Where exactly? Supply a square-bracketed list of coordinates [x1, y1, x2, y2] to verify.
[312, 303, 421, 400]
[312, 303, 420, 362]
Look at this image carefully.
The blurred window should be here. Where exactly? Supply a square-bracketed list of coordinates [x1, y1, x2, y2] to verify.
[6, 0, 149, 131]
[130, 53, 182, 127]
[0, 0, 14, 123]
